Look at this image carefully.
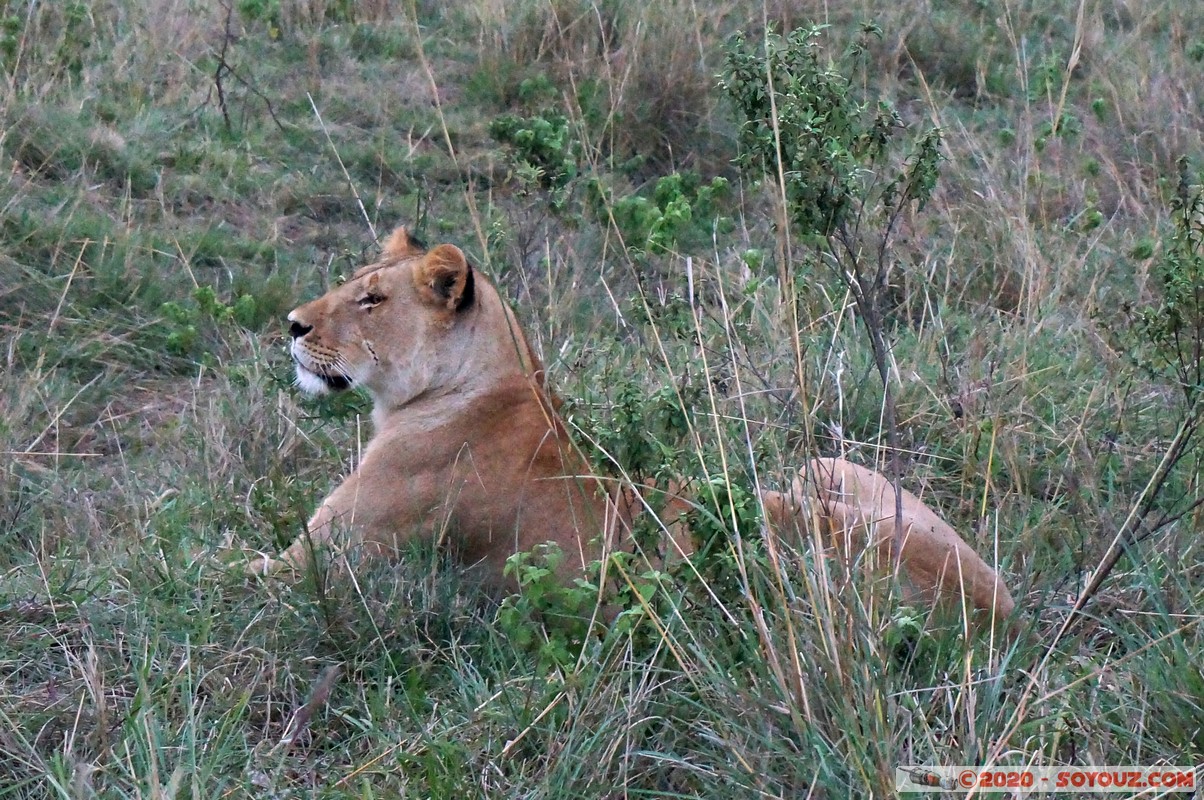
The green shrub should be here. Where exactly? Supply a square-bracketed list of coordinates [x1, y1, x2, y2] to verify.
[158, 286, 258, 363]
[589, 172, 732, 254]
[1133, 160, 1204, 403]
[0, 0, 91, 84]
[499, 543, 599, 670]
[720, 23, 944, 507]
[490, 109, 580, 209]
[721, 24, 941, 245]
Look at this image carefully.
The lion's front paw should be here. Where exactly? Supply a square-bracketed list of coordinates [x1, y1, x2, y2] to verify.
[245, 555, 285, 579]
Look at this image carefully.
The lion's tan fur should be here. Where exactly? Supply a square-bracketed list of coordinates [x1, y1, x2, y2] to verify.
[249, 226, 1014, 628]
[762, 459, 1015, 626]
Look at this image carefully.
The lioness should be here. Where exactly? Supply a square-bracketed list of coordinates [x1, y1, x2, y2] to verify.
[248, 226, 1014, 627]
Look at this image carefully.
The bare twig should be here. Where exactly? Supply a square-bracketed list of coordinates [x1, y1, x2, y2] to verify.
[275, 663, 344, 751]
[834, 218, 905, 562]
[214, 2, 234, 131]
[1072, 407, 1200, 617]
[211, 1, 288, 134]
[307, 93, 378, 242]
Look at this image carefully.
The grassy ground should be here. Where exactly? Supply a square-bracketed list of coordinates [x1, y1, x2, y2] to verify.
[1, 0, 1202, 796]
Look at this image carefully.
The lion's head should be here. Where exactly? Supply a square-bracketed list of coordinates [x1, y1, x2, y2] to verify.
[286, 227, 530, 413]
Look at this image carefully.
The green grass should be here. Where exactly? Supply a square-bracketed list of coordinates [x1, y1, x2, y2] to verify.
[1, 0, 1202, 796]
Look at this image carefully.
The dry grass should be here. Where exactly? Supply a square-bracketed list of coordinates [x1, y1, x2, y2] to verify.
[0, 0, 1201, 795]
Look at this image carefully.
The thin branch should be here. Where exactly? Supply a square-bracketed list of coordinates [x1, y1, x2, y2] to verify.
[1070, 404, 1199, 623]
[308, 93, 378, 242]
[214, 2, 234, 131]
[223, 60, 289, 135]
[211, 1, 288, 135]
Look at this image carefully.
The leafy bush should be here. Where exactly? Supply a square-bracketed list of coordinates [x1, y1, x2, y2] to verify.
[1097, 160, 1204, 587]
[721, 24, 941, 246]
[500, 543, 599, 669]
[1134, 160, 1204, 404]
[0, 0, 91, 84]
[490, 110, 580, 209]
[720, 23, 944, 516]
[589, 172, 732, 254]
[158, 286, 258, 362]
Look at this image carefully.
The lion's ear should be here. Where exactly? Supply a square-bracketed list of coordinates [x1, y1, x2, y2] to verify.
[414, 244, 475, 312]
[382, 225, 427, 260]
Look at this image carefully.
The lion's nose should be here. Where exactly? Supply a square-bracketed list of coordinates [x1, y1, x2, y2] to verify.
[289, 320, 313, 339]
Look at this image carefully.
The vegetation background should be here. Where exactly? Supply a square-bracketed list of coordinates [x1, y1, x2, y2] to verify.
[1, 0, 1201, 796]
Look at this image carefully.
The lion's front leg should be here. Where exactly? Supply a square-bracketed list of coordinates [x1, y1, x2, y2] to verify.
[245, 462, 447, 579]
[246, 474, 364, 579]
[245, 500, 345, 578]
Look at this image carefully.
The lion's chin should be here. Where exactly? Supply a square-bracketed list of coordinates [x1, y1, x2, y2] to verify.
[294, 363, 351, 395]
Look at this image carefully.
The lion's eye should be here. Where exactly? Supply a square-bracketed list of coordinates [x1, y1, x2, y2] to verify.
[357, 293, 385, 309]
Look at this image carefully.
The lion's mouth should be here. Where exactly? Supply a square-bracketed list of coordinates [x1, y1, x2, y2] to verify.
[318, 371, 352, 391]
[292, 354, 354, 394]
